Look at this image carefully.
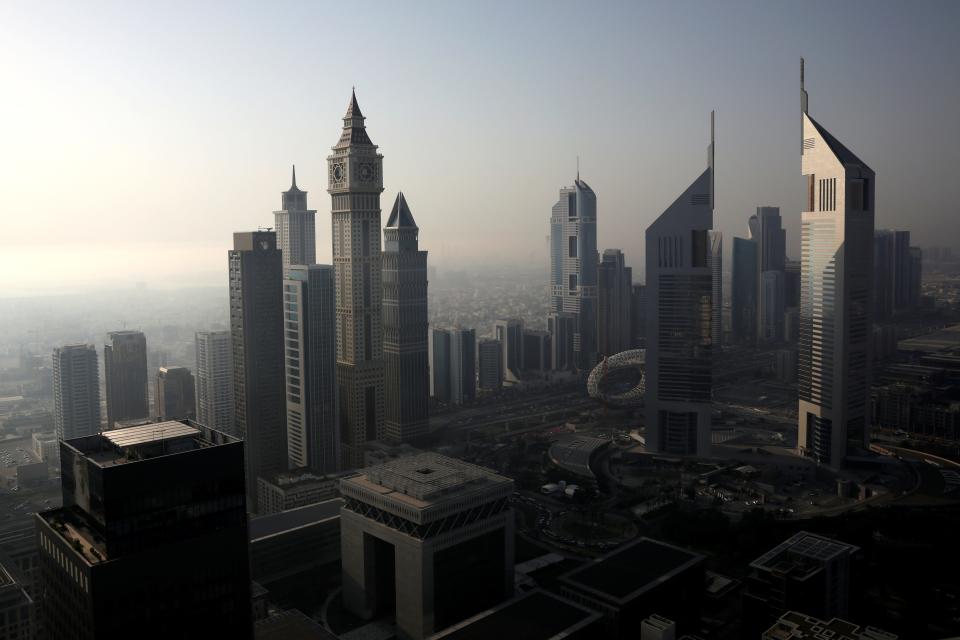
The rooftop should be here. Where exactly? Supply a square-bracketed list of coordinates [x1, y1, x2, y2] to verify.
[752, 532, 859, 577]
[67, 420, 231, 468]
[264, 469, 339, 489]
[764, 611, 898, 640]
[38, 507, 108, 565]
[428, 590, 600, 640]
[342, 453, 512, 506]
[249, 499, 343, 541]
[255, 609, 338, 640]
[561, 537, 704, 602]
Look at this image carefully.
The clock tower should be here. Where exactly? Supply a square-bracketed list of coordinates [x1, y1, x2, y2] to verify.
[327, 89, 385, 468]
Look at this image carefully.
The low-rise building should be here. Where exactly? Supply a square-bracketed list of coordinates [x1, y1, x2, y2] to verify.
[0, 560, 34, 640]
[256, 470, 339, 515]
[762, 610, 897, 640]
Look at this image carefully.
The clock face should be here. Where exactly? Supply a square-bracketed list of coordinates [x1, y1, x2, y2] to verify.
[332, 163, 344, 182]
[358, 163, 373, 182]
[259, 240, 270, 251]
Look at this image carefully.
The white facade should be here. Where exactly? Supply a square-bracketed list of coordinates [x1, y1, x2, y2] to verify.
[274, 166, 316, 278]
[194, 330, 235, 437]
[797, 60, 874, 468]
[644, 112, 715, 457]
[52, 344, 101, 441]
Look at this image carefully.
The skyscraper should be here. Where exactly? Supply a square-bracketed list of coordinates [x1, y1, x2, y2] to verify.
[550, 175, 598, 371]
[274, 165, 316, 277]
[103, 330, 148, 429]
[477, 339, 503, 391]
[644, 112, 715, 457]
[750, 207, 787, 345]
[892, 230, 912, 310]
[230, 230, 287, 509]
[708, 231, 723, 347]
[52, 344, 101, 441]
[598, 249, 633, 357]
[629, 284, 647, 349]
[382, 192, 430, 444]
[154, 365, 195, 420]
[35, 421, 252, 639]
[731, 237, 759, 343]
[327, 90, 385, 468]
[873, 230, 895, 321]
[450, 328, 476, 406]
[431, 328, 451, 403]
[547, 312, 576, 371]
[494, 318, 524, 382]
[194, 330, 234, 436]
[522, 330, 551, 373]
[797, 60, 874, 468]
[284, 264, 338, 473]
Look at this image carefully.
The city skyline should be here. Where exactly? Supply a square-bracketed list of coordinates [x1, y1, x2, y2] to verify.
[2, 1, 959, 297]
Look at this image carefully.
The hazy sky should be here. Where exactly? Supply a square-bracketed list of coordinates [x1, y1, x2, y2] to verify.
[1, 0, 958, 297]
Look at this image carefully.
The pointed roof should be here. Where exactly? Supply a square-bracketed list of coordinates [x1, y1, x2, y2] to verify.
[806, 115, 872, 172]
[335, 88, 373, 148]
[386, 192, 418, 228]
[346, 87, 363, 119]
[284, 164, 304, 194]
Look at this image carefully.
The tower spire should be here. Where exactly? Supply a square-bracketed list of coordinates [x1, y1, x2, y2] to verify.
[800, 57, 808, 115]
[709, 110, 715, 208]
[576, 155, 580, 182]
[291, 164, 297, 189]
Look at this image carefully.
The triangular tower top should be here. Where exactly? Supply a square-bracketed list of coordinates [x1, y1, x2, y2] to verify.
[386, 192, 418, 228]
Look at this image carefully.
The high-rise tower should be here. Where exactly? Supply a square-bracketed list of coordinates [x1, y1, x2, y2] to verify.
[103, 330, 148, 429]
[550, 175, 598, 371]
[52, 344, 101, 441]
[274, 165, 316, 277]
[382, 192, 430, 443]
[229, 230, 287, 509]
[644, 112, 715, 457]
[797, 60, 874, 468]
[327, 90, 385, 468]
[598, 249, 633, 357]
[194, 330, 235, 436]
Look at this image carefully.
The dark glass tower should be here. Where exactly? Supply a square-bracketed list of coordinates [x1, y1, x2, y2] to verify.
[103, 330, 148, 428]
[229, 231, 287, 510]
[35, 421, 252, 639]
[382, 192, 429, 443]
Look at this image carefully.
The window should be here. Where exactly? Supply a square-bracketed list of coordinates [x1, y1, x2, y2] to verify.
[568, 236, 577, 258]
[569, 274, 577, 291]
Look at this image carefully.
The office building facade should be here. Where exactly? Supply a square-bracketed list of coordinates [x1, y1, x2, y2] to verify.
[450, 328, 476, 406]
[644, 113, 715, 457]
[327, 90, 386, 468]
[274, 165, 316, 277]
[494, 318, 524, 382]
[154, 366, 195, 421]
[382, 192, 430, 443]
[550, 176, 598, 371]
[103, 330, 148, 429]
[52, 344, 101, 441]
[230, 230, 287, 509]
[477, 339, 503, 391]
[284, 264, 338, 473]
[431, 329, 451, 403]
[598, 249, 633, 357]
[731, 237, 758, 344]
[194, 330, 235, 436]
[797, 60, 874, 468]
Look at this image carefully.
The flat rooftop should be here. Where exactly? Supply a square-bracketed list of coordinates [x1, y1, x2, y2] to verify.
[264, 469, 338, 489]
[428, 590, 600, 640]
[67, 420, 230, 467]
[255, 609, 338, 640]
[898, 324, 960, 354]
[249, 499, 343, 541]
[764, 611, 898, 640]
[548, 436, 610, 479]
[341, 453, 512, 508]
[752, 532, 859, 575]
[561, 537, 704, 602]
[38, 507, 108, 565]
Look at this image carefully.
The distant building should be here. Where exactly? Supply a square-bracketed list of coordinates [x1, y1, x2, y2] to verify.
[644, 113, 714, 457]
[327, 90, 386, 468]
[873, 230, 895, 321]
[284, 265, 338, 473]
[731, 238, 758, 344]
[32, 432, 59, 465]
[256, 470, 339, 515]
[194, 330, 235, 436]
[255, 609, 339, 640]
[550, 176, 598, 370]
[598, 249, 633, 357]
[784, 259, 801, 309]
[797, 60, 874, 468]
[641, 614, 677, 640]
[0, 561, 34, 640]
[431, 328, 452, 403]
[762, 611, 897, 640]
[104, 330, 148, 429]
[560, 537, 705, 639]
[450, 328, 476, 405]
[477, 339, 503, 391]
[155, 365, 195, 420]
[749, 207, 787, 345]
[522, 330, 551, 373]
[52, 344, 101, 441]
[230, 230, 287, 510]
[708, 231, 723, 348]
[630, 285, 647, 348]
[35, 421, 252, 639]
[340, 453, 514, 640]
[273, 166, 316, 277]
[494, 318, 524, 382]
[548, 312, 576, 371]
[743, 531, 859, 637]
[760, 270, 786, 343]
[382, 192, 430, 444]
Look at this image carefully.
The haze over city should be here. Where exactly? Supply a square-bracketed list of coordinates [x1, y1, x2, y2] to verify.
[1, 0, 958, 296]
